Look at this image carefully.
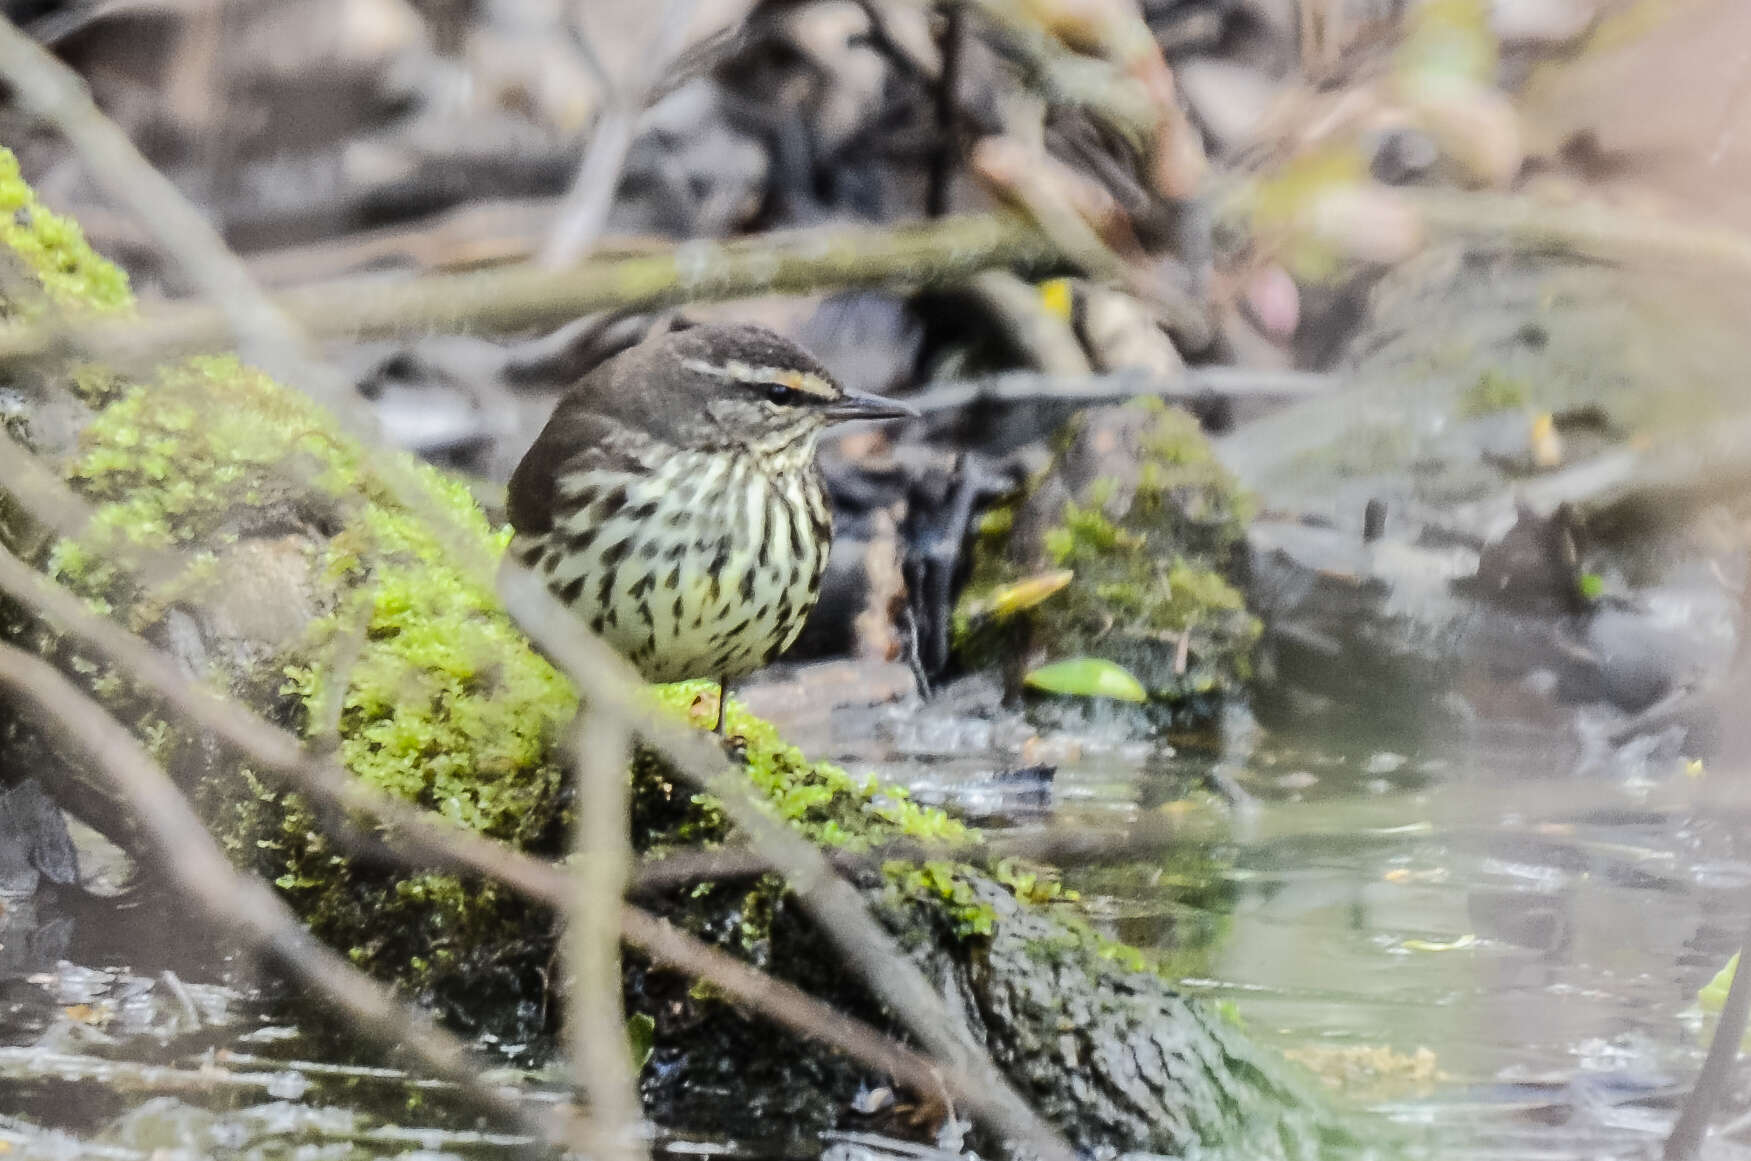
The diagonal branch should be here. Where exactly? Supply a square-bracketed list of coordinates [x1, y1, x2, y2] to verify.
[1665, 905, 1751, 1159]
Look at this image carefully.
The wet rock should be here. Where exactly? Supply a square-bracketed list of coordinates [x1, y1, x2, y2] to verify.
[1461, 504, 1585, 615]
[736, 658, 918, 753]
[1246, 519, 1477, 736]
[0, 780, 78, 898]
[958, 400, 1258, 729]
[0, 896, 74, 986]
[923, 878, 1343, 1157]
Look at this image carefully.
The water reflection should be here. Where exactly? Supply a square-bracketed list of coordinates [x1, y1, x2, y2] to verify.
[1038, 716, 1751, 1160]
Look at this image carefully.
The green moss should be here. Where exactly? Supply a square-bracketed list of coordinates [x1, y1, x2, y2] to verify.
[289, 496, 576, 840]
[956, 399, 1261, 719]
[645, 681, 966, 849]
[0, 147, 131, 312]
[50, 354, 576, 1004]
[1044, 500, 1139, 565]
[637, 683, 1077, 947]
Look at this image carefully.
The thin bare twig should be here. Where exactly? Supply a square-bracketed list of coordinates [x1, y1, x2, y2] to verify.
[926, 1, 965, 218]
[566, 710, 646, 1161]
[0, 641, 558, 1150]
[1403, 188, 1751, 273]
[631, 816, 1226, 895]
[961, 0, 1154, 149]
[542, 0, 710, 267]
[619, 907, 951, 1095]
[962, 269, 1092, 376]
[904, 364, 1337, 415]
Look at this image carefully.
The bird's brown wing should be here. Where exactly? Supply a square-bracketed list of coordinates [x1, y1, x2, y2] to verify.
[506, 353, 653, 536]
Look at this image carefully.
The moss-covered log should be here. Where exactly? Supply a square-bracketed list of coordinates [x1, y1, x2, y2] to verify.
[0, 150, 1351, 1158]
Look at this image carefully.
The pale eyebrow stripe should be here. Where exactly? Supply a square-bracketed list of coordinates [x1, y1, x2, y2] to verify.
[679, 357, 836, 399]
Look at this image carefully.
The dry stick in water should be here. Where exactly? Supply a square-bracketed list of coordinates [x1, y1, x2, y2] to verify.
[0, 534, 953, 1117]
[0, 641, 558, 1150]
[566, 710, 647, 1161]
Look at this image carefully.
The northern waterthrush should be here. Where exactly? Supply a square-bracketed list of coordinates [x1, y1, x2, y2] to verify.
[507, 324, 916, 730]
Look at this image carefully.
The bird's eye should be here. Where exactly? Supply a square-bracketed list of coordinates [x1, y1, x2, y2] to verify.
[763, 383, 800, 406]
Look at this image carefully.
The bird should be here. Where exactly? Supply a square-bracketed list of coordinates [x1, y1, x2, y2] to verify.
[506, 323, 917, 733]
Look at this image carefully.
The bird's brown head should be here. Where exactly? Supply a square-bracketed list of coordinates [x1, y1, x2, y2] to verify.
[657, 324, 915, 456]
[507, 323, 916, 539]
[589, 324, 916, 460]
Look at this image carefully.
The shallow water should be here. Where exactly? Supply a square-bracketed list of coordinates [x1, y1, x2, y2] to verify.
[883, 694, 1751, 1161]
[6, 684, 1751, 1160]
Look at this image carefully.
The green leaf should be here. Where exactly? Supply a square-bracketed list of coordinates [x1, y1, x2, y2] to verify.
[987, 569, 1075, 620]
[626, 1012, 656, 1070]
[1699, 952, 1739, 1015]
[1024, 657, 1148, 702]
[1577, 573, 1604, 601]
[1695, 951, 1751, 1051]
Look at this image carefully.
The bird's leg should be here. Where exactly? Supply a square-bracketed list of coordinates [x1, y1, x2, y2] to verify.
[713, 679, 749, 761]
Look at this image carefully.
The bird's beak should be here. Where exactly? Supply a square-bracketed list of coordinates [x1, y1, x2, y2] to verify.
[822, 390, 919, 423]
